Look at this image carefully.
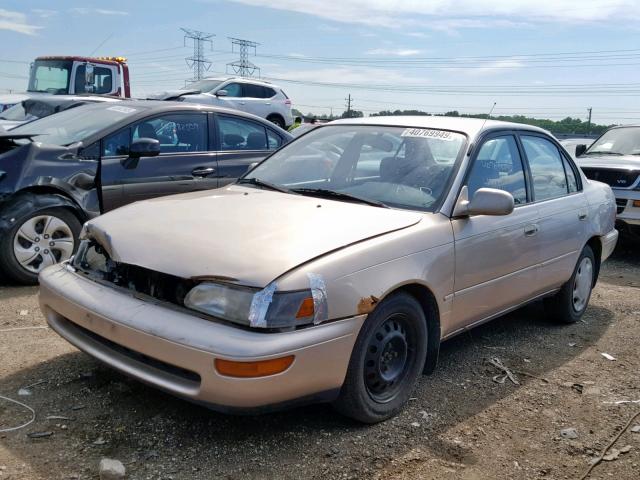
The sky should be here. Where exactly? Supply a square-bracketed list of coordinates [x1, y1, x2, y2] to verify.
[2, 0, 640, 124]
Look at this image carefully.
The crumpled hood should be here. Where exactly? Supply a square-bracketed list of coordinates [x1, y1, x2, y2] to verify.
[577, 155, 640, 170]
[0, 93, 30, 107]
[84, 185, 424, 287]
[145, 89, 200, 100]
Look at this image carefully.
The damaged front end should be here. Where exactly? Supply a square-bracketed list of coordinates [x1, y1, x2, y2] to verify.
[72, 235, 329, 332]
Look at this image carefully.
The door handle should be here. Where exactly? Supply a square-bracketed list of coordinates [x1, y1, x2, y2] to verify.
[192, 167, 216, 177]
[578, 211, 588, 221]
[524, 224, 539, 236]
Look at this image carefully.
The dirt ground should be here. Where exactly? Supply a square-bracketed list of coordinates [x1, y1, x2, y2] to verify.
[0, 240, 639, 480]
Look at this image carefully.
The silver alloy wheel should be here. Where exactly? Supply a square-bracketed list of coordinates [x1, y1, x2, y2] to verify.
[572, 257, 593, 312]
[12, 215, 75, 274]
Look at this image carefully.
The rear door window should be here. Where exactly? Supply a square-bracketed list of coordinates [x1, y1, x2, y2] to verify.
[521, 135, 570, 201]
[243, 84, 265, 98]
[218, 115, 268, 150]
[267, 129, 284, 150]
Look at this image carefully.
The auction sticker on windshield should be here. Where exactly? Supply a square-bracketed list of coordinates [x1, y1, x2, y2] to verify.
[107, 106, 137, 114]
[401, 128, 455, 141]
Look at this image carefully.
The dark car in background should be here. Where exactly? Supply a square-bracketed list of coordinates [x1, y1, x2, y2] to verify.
[574, 125, 640, 240]
[0, 101, 291, 283]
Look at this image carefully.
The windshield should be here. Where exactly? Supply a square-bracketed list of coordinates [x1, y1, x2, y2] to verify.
[586, 127, 640, 156]
[187, 79, 224, 93]
[11, 104, 142, 146]
[28, 60, 73, 94]
[243, 125, 466, 211]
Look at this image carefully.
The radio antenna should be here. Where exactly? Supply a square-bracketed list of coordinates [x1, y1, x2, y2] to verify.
[479, 102, 497, 133]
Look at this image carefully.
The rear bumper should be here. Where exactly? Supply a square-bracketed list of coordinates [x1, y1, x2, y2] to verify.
[601, 229, 619, 262]
[39, 264, 364, 411]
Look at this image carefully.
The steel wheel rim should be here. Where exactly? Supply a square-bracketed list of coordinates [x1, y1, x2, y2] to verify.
[572, 257, 593, 312]
[364, 314, 414, 403]
[12, 215, 74, 274]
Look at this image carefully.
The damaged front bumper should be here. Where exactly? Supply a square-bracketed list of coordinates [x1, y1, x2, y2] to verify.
[39, 264, 365, 412]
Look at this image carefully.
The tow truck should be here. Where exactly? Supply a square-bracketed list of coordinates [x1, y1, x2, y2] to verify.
[0, 56, 131, 112]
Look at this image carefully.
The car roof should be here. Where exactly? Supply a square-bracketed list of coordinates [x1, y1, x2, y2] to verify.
[329, 115, 550, 139]
[70, 99, 274, 120]
[200, 76, 280, 88]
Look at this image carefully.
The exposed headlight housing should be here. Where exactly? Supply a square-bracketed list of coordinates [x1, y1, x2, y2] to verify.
[184, 274, 328, 329]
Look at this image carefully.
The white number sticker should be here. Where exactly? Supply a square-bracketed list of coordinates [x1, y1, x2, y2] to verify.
[401, 128, 454, 141]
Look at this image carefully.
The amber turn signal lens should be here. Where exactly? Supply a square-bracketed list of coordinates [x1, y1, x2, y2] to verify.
[296, 297, 315, 318]
[633, 200, 640, 208]
[215, 356, 295, 378]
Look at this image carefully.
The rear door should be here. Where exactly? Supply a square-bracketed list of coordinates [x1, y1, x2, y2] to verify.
[451, 133, 541, 333]
[214, 114, 285, 186]
[99, 112, 216, 211]
[240, 84, 275, 119]
[519, 134, 588, 289]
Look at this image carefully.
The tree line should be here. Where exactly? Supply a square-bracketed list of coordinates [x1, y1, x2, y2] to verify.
[293, 108, 612, 135]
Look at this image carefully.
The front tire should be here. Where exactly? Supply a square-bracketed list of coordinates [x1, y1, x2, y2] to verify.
[333, 292, 428, 423]
[544, 245, 596, 323]
[0, 206, 81, 285]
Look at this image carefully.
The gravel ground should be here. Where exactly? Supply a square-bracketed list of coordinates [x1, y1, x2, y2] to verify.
[0, 240, 639, 480]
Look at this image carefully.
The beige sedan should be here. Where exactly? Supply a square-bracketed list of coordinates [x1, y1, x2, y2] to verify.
[39, 117, 618, 423]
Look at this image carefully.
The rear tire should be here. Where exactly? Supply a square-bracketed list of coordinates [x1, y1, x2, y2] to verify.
[0, 206, 81, 285]
[544, 245, 596, 324]
[267, 115, 285, 129]
[332, 292, 428, 423]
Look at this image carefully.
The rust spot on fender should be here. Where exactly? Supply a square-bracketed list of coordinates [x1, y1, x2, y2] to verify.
[357, 295, 379, 314]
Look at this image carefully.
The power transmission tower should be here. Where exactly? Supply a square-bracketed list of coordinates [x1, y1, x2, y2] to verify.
[345, 94, 353, 118]
[226, 37, 260, 77]
[181, 28, 215, 82]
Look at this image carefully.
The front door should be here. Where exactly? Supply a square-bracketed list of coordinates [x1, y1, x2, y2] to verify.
[99, 112, 217, 211]
[450, 133, 540, 334]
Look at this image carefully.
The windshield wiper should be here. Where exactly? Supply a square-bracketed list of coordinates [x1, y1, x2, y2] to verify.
[291, 188, 389, 208]
[237, 177, 291, 193]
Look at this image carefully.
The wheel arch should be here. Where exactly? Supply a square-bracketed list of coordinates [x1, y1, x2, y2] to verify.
[266, 113, 285, 125]
[0, 188, 88, 232]
[384, 282, 441, 375]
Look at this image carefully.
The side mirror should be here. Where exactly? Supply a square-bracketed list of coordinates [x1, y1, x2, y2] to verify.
[575, 144, 587, 157]
[129, 138, 160, 158]
[84, 63, 95, 93]
[215, 89, 228, 97]
[454, 187, 514, 217]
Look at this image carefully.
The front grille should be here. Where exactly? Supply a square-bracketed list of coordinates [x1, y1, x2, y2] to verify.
[73, 241, 196, 307]
[581, 168, 639, 189]
[616, 198, 628, 214]
[59, 315, 201, 385]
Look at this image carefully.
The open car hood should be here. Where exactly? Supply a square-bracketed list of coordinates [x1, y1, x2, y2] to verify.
[83, 185, 424, 287]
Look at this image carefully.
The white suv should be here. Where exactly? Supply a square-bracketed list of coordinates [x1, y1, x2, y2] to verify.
[150, 77, 294, 129]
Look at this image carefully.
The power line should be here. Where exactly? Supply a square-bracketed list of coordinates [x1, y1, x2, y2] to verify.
[226, 37, 260, 77]
[181, 28, 215, 82]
